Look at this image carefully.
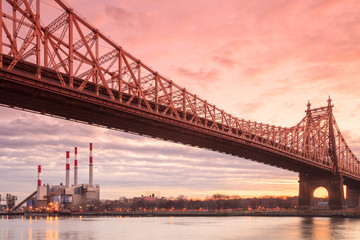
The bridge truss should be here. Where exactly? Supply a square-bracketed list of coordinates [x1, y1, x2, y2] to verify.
[0, 0, 359, 182]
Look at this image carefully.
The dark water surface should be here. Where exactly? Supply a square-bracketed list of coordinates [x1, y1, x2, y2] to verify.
[1, 215, 360, 239]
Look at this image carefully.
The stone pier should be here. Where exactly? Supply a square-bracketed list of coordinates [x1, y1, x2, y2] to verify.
[346, 185, 360, 208]
[298, 172, 345, 210]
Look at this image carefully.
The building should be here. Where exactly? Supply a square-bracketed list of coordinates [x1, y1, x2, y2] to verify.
[27, 143, 100, 211]
[0, 194, 17, 211]
[317, 201, 329, 210]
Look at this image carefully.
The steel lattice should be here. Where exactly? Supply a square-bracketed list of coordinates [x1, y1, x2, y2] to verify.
[0, 0, 359, 179]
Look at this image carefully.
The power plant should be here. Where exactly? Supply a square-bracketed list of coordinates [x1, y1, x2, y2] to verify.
[23, 143, 100, 211]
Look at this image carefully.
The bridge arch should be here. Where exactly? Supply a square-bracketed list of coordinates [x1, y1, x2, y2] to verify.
[312, 186, 329, 209]
[312, 186, 328, 199]
[309, 184, 330, 208]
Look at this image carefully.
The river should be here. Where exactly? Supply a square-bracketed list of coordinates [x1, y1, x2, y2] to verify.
[1, 215, 360, 239]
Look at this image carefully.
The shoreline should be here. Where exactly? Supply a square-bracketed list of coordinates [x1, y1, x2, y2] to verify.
[2, 209, 360, 218]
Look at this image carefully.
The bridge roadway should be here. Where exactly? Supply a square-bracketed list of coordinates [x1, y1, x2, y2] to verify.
[1, 55, 360, 188]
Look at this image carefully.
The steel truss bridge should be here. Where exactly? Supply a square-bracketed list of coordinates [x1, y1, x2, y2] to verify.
[0, 0, 359, 209]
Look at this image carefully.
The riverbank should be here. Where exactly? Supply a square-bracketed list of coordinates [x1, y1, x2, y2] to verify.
[71, 209, 360, 218]
[2, 209, 360, 218]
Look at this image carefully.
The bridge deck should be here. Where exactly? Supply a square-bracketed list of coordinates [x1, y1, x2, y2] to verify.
[1, 0, 360, 190]
[1, 55, 359, 187]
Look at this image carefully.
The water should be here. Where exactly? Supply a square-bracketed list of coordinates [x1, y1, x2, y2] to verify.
[1, 215, 360, 240]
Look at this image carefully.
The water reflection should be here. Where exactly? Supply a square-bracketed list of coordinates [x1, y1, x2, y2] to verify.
[45, 229, 59, 240]
[300, 217, 353, 240]
[1, 215, 360, 240]
[28, 228, 32, 240]
[300, 217, 314, 238]
[330, 218, 347, 239]
[301, 217, 332, 239]
[169, 216, 175, 225]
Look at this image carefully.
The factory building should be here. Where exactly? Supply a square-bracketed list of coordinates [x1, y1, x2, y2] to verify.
[0, 194, 17, 211]
[27, 143, 100, 211]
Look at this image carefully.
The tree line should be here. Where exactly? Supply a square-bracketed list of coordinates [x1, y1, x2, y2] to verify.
[85, 194, 327, 211]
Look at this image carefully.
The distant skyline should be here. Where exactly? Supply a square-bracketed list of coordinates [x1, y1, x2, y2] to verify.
[1, 0, 360, 201]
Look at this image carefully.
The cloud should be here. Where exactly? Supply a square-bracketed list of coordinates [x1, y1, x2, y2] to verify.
[175, 67, 219, 86]
[0, 105, 298, 200]
[104, 5, 152, 30]
[212, 56, 236, 68]
[237, 101, 265, 115]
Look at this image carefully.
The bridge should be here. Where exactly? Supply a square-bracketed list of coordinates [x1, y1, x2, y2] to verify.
[0, 0, 359, 210]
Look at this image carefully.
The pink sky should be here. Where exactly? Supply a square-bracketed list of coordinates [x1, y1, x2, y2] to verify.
[1, 0, 360, 200]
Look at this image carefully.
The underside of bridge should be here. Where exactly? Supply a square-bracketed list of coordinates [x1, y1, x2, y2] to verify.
[0, 59, 360, 210]
[0, 57, 334, 175]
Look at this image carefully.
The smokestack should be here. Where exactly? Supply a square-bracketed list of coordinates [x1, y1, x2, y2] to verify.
[74, 147, 78, 186]
[37, 165, 42, 187]
[66, 151, 70, 188]
[37, 165, 46, 201]
[89, 143, 93, 187]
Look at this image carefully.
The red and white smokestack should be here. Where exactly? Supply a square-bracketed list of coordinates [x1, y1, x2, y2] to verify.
[37, 165, 46, 201]
[89, 143, 94, 187]
[66, 151, 70, 188]
[37, 165, 42, 187]
[74, 147, 78, 186]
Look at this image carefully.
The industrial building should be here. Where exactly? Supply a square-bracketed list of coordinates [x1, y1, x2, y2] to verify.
[25, 143, 100, 211]
[0, 194, 17, 211]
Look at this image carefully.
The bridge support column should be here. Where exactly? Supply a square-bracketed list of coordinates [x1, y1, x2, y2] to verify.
[298, 173, 344, 210]
[346, 186, 360, 208]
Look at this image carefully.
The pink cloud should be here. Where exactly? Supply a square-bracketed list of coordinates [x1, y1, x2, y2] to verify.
[212, 56, 236, 68]
[104, 5, 152, 30]
[176, 67, 219, 86]
[237, 101, 265, 115]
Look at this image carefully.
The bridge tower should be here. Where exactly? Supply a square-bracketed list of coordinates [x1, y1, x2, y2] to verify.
[346, 186, 360, 208]
[298, 172, 344, 210]
[298, 98, 345, 210]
